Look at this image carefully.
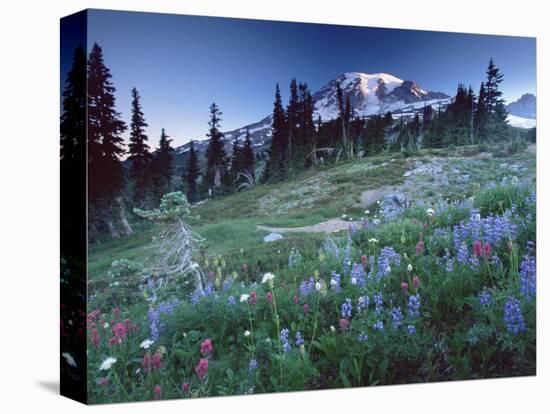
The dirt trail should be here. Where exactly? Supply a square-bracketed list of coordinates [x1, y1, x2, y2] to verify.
[257, 218, 355, 234]
[256, 187, 399, 235]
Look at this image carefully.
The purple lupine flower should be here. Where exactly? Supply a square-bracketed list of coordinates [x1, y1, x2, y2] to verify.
[407, 325, 417, 335]
[350, 263, 366, 287]
[519, 255, 536, 300]
[408, 294, 421, 318]
[390, 306, 404, 330]
[374, 291, 383, 315]
[376, 247, 401, 279]
[358, 332, 369, 342]
[280, 328, 291, 352]
[357, 295, 369, 313]
[341, 298, 353, 319]
[299, 276, 315, 297]
[503, 296, 525, 334]
[478, 288, 492, 307]
[295, 331, 304, 346]
[373, 320, 384, 331]
[330, 271, 341, 292]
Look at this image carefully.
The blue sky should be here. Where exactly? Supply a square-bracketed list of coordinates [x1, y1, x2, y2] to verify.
[64, 9, 536, 147]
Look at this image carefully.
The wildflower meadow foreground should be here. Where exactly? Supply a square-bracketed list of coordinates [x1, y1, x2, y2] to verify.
[80, 182, 536, 403]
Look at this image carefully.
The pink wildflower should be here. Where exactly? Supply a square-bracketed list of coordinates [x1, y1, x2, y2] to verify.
[413, 276, 420, 289]
[182, 382, 190, 393]
[112, 322, 127, 340]
[112, 307, 120, 320]
[91, 328, 101, 348]
[303, 303, 310, 315]
[361, 255, 367, 267]
[293, 294, 299, 304]
[339, 318, 349, 331]
[401, 281, 409, 292]
[195, 358, 209, 381]
[249, 291, 257, 305]
[266, 291, 273, 306]
[99, 377, 109, 387]
[200, 338, 213, 356]
[416, 240, 425, 256]
[154, 385, 162, 400]
[473, 240, 483, 257]
[483, 242, 491, 259]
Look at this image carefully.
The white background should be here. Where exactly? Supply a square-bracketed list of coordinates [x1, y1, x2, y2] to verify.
[0, 0, 548, 412]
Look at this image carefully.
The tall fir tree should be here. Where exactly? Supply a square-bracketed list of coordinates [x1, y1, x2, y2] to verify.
[61, 45, 87, 252]
[474, 81, 488, 142]
[151, 128, 174, 203]
[61, 45, 86, 167]
[204, 103, 227, 190]
[229, 136, 242, 184]
[241, 128, 256, 181]
[127, 87, 152, 206]
[87, 42, 129, 238]
[286, 79, 299, 176]
[185, 140, 200, 203]
[265, 84, 287, 182]
[484, 59, 509, 140]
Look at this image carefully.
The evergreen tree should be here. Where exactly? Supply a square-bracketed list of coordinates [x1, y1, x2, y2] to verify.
[61, 45, 86, 167]
[241, 128, 256, 181]
[286, 79, 299, 175]
[422, 105, 434, 131]
[484, 59, 509, 140]
[204, 103, 227, 190]
[87, 42, 129, 237]
[265, 84, 287, 182]
[61, 45, 86, 251]
[128, 87, 152, 206]
[296, 82, 315, 169]
[151, 128, 174, 203]
[474, 82, 488, 142]
[185, 140, 200, 203]
[336, 82, 348, 153]
[229, 136, 242, 183]
[445, 84, 471, 146]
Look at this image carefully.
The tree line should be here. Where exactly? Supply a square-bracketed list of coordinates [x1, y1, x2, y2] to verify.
[61, 42, 520, 240]
[61, 43, 256, 239]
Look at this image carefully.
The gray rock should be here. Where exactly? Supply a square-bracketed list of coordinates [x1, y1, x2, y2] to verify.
[264, 233, 284, 243]
[382, 193, 408, 209]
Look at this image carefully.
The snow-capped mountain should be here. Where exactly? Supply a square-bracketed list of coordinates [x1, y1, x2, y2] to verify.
[507, 93, 536, 119]
[174, 72, 451, 157]
[312, 72, 450, 120]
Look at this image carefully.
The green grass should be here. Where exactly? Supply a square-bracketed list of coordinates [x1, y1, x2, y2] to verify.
[88, 143, 535, 283]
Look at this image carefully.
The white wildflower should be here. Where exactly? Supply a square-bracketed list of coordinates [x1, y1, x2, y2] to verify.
[368, 238, 379, 244]
[240, 294, 250, 303]
[62, 352, 77, 367]
[407, 264, 413, 272]
[315, 282, 322, 291]
[342, 214, 347, 218]
[386, 266, 392, 273]
[330, 325, 336, 333]
[364, 210, 370, 215]
[261, 272, 275, 284]
[140, 339, 154, 349]
[99, 357, 117, 371]
[351, 277, 357, 285]
[474, 213, 481, 222]
[103, 322, 109, 329]
[244, 330, 251, 337]
[426, 208, 435, 217]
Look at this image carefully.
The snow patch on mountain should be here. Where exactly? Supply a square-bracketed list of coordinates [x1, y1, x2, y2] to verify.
[507, 114, 536, 129]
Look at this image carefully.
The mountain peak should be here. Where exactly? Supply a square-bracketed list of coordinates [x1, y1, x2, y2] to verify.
[507, 93, 536, 119]
[312, 71, 449, 120]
